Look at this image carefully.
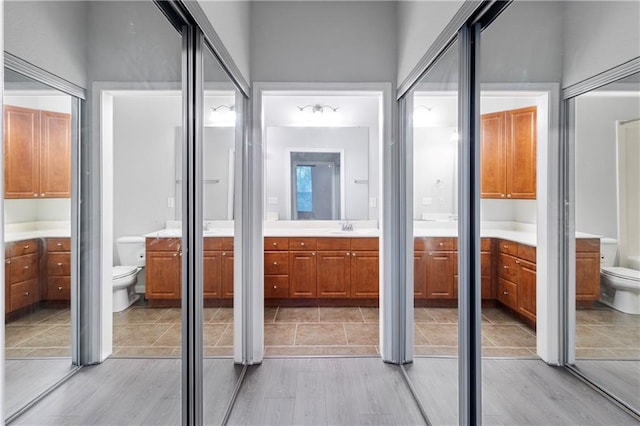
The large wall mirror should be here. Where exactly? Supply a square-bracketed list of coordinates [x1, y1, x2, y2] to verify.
[571, 72, 640, 413]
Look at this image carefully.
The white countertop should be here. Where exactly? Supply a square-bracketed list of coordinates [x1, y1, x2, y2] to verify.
[5, 221, 71, 243]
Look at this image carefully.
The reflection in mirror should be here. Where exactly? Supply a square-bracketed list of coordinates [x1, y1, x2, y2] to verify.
[291, 151, 341, 220]
[573, 72, 640, 412]
[3, 68, 75, 417]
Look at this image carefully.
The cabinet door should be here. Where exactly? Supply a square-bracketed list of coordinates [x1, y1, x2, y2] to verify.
[221, 251, 234, 299]
[289, 251, 317, 298]
[146, 251, 181, 299]
[498, 278, 517, 310]
[204, 251, 222, 298]
[576, 252, 600, 301]
[317, 251, 350, 298]
[517, 259, 536, 322]
[426, 251, 454, 298]
[506, 106, 537, 199]
[351, 251, 379, 298]
[414, 251, 428, 299]
[5, 259, 11, 312]
[4, 106, 40, 198]
[40, 111, 71, 198]
[480, 111, 506, 199]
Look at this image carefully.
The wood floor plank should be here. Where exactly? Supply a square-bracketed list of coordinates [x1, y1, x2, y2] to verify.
[574, 360, 640, 411]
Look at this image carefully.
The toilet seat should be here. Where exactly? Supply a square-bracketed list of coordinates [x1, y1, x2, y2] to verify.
[113, 265, 139, 280]
[601, 266, 640, 282]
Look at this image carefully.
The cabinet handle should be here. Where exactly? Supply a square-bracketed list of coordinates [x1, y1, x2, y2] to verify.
[273, 262, 278, 266]
[515, 260, 520, 264]
[6, 260, 11, 265]
[57, 243, 63, 247]
[300, 242, 305, 246]
[24, 291, 30, 296]
[273, 285, 277, 289]
[24, 265, 30, 270]
[503, 245, 508, 249]
[352, 252, 356, 256]
[439, 242, 444, 246]
[34, 193, 38, 197]
[58, 286, 63, 291]
[222, 252, 227, 256]
[312, 252, 316, 256]
[503, 265, 509, 269]
[24, 245, 30, 250]
[501, 194, 505, 198]
[173, 253, 178, 257]
[57, 262, 63, 267]
[503, 291, 508, 295]
[346, 252, 351, 256]
[272, 242, 277, 247]
[507, 194, 511, 198]
[41, 193, 45, 197]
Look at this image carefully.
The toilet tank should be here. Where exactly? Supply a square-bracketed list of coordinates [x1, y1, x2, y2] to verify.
[600, 238, 618, 267]
[117, 236, 146, 267]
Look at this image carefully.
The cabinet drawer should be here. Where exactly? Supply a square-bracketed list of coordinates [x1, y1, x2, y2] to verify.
[498, 253, 519, 282]
[10, 279, 40, 311]
[498, 240, 518, 256]
[47, 277, 70, 301]
[222, 237, 234, 251]
[265, 237, 289, 251]
[480, 238, 492, 252]
[498, 278, 517, 310]
[289, 238, 316, 250]
[576, 238, 600, 253]
[518, 244, 536, 263]
[264, 252, 289, 275]
[204, 237, 223, 251]
[317, 237, 351, 251]
[264, 275, 289, 298]
[9, 254, 39, 284]
[6, 239, 39, 258]
[146, 238, 181, 252]
[47, 238, 71, 252]
[47, 253, 71, 276]
[425, 237, 454, 251]
[350, 237, 378, 251]
[414, 238, 427, 251]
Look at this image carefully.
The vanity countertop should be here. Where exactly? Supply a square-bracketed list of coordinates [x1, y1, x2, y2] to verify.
[4, 221, 71, 243]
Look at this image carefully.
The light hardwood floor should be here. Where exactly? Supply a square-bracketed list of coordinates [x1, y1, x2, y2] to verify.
[574, 360, 640, 414]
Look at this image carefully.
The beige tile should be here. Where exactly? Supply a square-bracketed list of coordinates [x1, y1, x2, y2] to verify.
[204, 347, 233, 357]
[6, 308, 64, 325]
[114, 346, 178, 357]
[217, 325, 234, 346]
[21, 325, 72, 348]
[276, 307, 319, 323]
[152, 324, 182, 347]
[204, 324, 229, 347]
[577, 308, 640, 326]
[482, 325, 536, 348]
[264, 345, 378, 356]
[418, 323, 459, 346]
[295, 323, 347, 346]
[607, 348, 640, 359]
[481, 308, 520, 325]
[113, 324, 171, 347]
[575, 325, 623, 348]
[319, 307, 364, 322]
[5, 348, 36, 357]
[482, 347, 536, 357]
[38, 309, 71, 325]
[113, 307, 169, 324]
[360, 307, 379, 322]
[414, 346, 458, 356]
[425, 308, 458, 323]
[156, 308, 182, 324]
[208, 308, 234, 324]
[589, 325, 640, 348]
[575, 348, 615, 358]
[414, 308, 436, 323]
[5, 325, 54, 348]
[264, 307, 278, 323]
[344, 323, 379, 345]
[414, 326, 430, 346]
[264, 323, 296, 346]
[26, 347, 73, 357]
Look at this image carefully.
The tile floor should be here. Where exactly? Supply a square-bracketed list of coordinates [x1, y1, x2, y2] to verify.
[4, 304, 638, 359]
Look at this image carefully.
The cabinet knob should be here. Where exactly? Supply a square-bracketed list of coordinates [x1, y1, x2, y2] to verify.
[312, 252, 316, 256]
[34, 193, 38, 197]
[58, 286, 63, 291]
[439, 242, 443, 246]
[24, 245, 30, 250]
[273, 262, 278, 266]
[300, 242, 305, 246]
[57, 243, 63, 247]
[273, 285, 277, 289]
[41, 193, 45, 197]
[5, 260, 10, 265]
[503, 245, 508, 249]
[24, 291, 30, 296]
[352, 252, 356, 256]
[24, 265, 30, 270]
[507, 194, 511, 198]
[57, 262, 63, 267]
[222, 252, 227, 256]
[173, 253, 178, 257]
[272, 242, 277, 247]
[515, 260, 520, 264]
[503, 291, 508, 295]
[346, 252, 351, 256]
[501, 194, 505, 198]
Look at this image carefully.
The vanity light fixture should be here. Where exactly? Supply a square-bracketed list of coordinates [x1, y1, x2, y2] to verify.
[209, 104, 236, 127]
[296, 104, 339, 114]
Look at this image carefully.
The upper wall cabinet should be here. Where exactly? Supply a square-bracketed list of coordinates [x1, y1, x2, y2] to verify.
[3, 106, 71, 199]
[480, 106, 537, 199]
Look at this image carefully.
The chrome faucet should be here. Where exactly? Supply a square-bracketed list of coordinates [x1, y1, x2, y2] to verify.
[340, 221, 354, 231]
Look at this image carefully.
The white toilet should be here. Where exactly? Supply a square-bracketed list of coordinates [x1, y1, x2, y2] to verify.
[113, 236, 146, 313]
[600, 238, 640, 315]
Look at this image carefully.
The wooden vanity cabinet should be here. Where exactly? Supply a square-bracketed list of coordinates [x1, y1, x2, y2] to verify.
[350, 238, 379, 298]
[481, 106, 537, 200]
[452, 239, 493, 300]
[3, 106, 71, 199]
[45, 238, 71, 301]
[289, 238, 317, 298]
[264, 237, 290, 299]
[496, 239, 537, 322]
[145, 238, 181, 300]
[576, 238, 601, 302]
[5, 239, 41, 313]
[316, 237, 351, 298]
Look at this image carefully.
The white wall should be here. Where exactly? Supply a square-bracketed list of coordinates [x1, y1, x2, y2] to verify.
[250, 1, 397, 83]
[4, 1, 88, 88]
[199, 0, 251, 84]
[563, 1, 640, 88]
[575, 94, 640, 238]
[397, 0, 463, 87]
